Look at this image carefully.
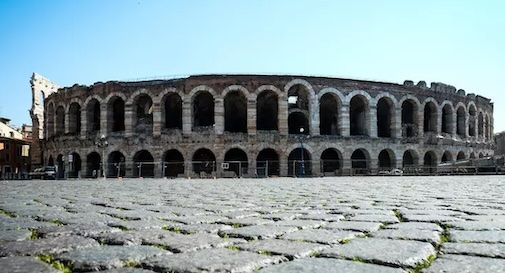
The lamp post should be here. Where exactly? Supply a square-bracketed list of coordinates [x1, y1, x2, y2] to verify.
[299, 127, 305, 177]
[95, 134, 108, 180]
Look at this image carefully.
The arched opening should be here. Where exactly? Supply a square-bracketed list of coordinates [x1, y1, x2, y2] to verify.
[163, 149, 184, 178]
[457, 151, 466, 161]
[224, 91, 247, 133]
[456, 106, 466, 137]
[319, 93, 340, 135]
[46, 104, 55, 138]
[485, 115, 491, 140]
[423, 151, 437, 173]
[441, 151, 453, 163]
[134, 94, 153, 134]
[401, 99, 417, 137]
[351, 149, 369, 174]
[192, 148, 216, 175]
[288, 84, 310, 135]
[68, 103, 81, 135]
[256, 91, 278, 131]
[441, 104, 453, 134]
[320, 148, 342, 173]
[478, 113, 484, 137]
[163, 93, 182, 130]
[378, 149, 395, 170]
[423, 101, 437, 133]
[133, 150, 154, 178]
[288, 148, 312, 177]
[86, 99, 101, 134]
[288, 112, 309, 134]
[48, 155, 54, 166]
[55, 106, 65, 136]
[224, 148, 248, 177]
[402, 150, 418, 168]
[68, 152, 81, 178]
[479, 153, 484, 158]
[377, 97, 394, 138]
[107, 151, 125, 177]
[108, 96, 125, 133]
[193, 91, 214, 129]
[350, 95, 369, 136]
[86, 152, 101, 178]
[468, 106, 476, 137]
[256, 148, 280, 177]
[56, 154, 65, 179]
[470, 152, 476, 159]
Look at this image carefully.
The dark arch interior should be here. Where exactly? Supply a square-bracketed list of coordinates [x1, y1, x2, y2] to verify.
[164, 94, 182, 130]
[109, 97, 125, 133]
[351, 149, 368, 170]
[350, 96, 368, 136]
[441, 105, 453, 134]
[133, 150, 154, 177]
[423, 152, 437, 173]
[55, 106, 65, 136]
[107, 151, 125, 177]
[163, 149, 184, 177]
[457, 152, 465, 161]
[377, 98, 393, 138]
[456, 107, 466, 137]
[401, 100, 417, 137]
[46, 104, 55, 137]
[68, 103, 81, 135]
[319, 94, 340, 135]
[224, 148, 248, 176]
[86, 152, 101, 178]
[224, 91, 247, 133]
[135, 95, 153, 134]
[193, 92, 214, 128]
[423, 102, 437, 133]
[48, 156, 54, 166]
[321, 148, 342, 173]
[288, 84, 309, 111]
[87, 100, 101, 133]
[441, 151, 452, 163]
[478, 113, 484, 136]
[288, 148, 311, 177]
[378, 150, 394, 169]
[402, 150, 417, 167]
[288, 112, 309, 134]
[256, 148, 280, 177]
[68, 152, 81, 178]
[192, 149, 216, 174]
[56, 154, 65, 179]
[256, 91, 278, 131]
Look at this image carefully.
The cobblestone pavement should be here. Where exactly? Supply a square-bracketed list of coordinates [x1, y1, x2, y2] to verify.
[1, 176, 505, 273]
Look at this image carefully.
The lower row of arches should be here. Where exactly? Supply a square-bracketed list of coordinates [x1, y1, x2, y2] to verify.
[47, 148, 489, 178]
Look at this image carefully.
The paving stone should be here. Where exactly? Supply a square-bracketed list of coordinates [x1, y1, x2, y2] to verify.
[144, 248, 286, 272]
[450, 230, 505, 243]
[296, 214, 345, 222]
[403, 214, 463, 223]
[90, 269, 157, 273]
[385, 222, 443, 231]
[346, 214, 400, 223]
[0, 229, 31, 242]
[218, 217, 275, 227]
[161, 222, 233, 233]
[282, 229, 361, 244]
[425, 254, 505, 273]
[321, 238, 436, 268]
[0, 235, 99, 256]
[272, 219, 326, 229]
[372, 229, 441, 244]
[0, 256, 59, 273]
[450, 221, 505, 231]
[443, 242, 505, 258]
[37, 224, 121, 238]
[220, 225, 299, 240]
[56, 245, 170, 271]
[257, 257, 408, 273]
[324, 221, 383, 232]
[237, 239, 328, 258]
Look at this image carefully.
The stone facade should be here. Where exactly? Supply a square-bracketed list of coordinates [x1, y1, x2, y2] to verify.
[495, 132, 505, 156]
[38, 74, 495, 178]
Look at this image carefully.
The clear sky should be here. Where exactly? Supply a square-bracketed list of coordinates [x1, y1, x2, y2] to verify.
[1, 0, 504, 132]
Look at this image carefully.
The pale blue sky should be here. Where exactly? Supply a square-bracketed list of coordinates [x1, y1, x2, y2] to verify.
[1, 0, 504, 132]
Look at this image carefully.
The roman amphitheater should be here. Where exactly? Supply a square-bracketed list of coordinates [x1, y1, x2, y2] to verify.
[30, 74, 495, 178]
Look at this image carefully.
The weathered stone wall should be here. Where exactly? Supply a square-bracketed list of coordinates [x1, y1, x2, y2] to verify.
[495, 132, 505, 156]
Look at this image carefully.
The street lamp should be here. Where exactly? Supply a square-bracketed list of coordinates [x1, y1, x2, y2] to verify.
[95, 134, 108, 180]
[299, 127, 305, 177]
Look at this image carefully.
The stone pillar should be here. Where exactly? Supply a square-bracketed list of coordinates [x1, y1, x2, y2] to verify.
[437, 108, 443, 135]
[393, 107, 401, 138]
[99, 103, 107, 137]
[215, 98, 224, 135]
[451, 111, 457, 137]
[182, 101, 191, 135]
[64, 110, 70, 134]
[125, 104, 134, 137]
[80, 108, 87, 139]
[310, 97, 320, 136]
[340, 105, 350, 137]
[247, 97, 256, 135]
[278, 97, 288, 136]
[369, 106, 377, 138]
[312, 160, 321, 177]
[153, 103, 161, 137]
[280, 156, 288, 177]
[153, 162, 162, 178]
[417, 109, 424, 138]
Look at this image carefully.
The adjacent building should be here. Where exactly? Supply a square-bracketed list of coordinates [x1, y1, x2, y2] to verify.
[496, 131, 505, 156]
[0, 117, 31, 179]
